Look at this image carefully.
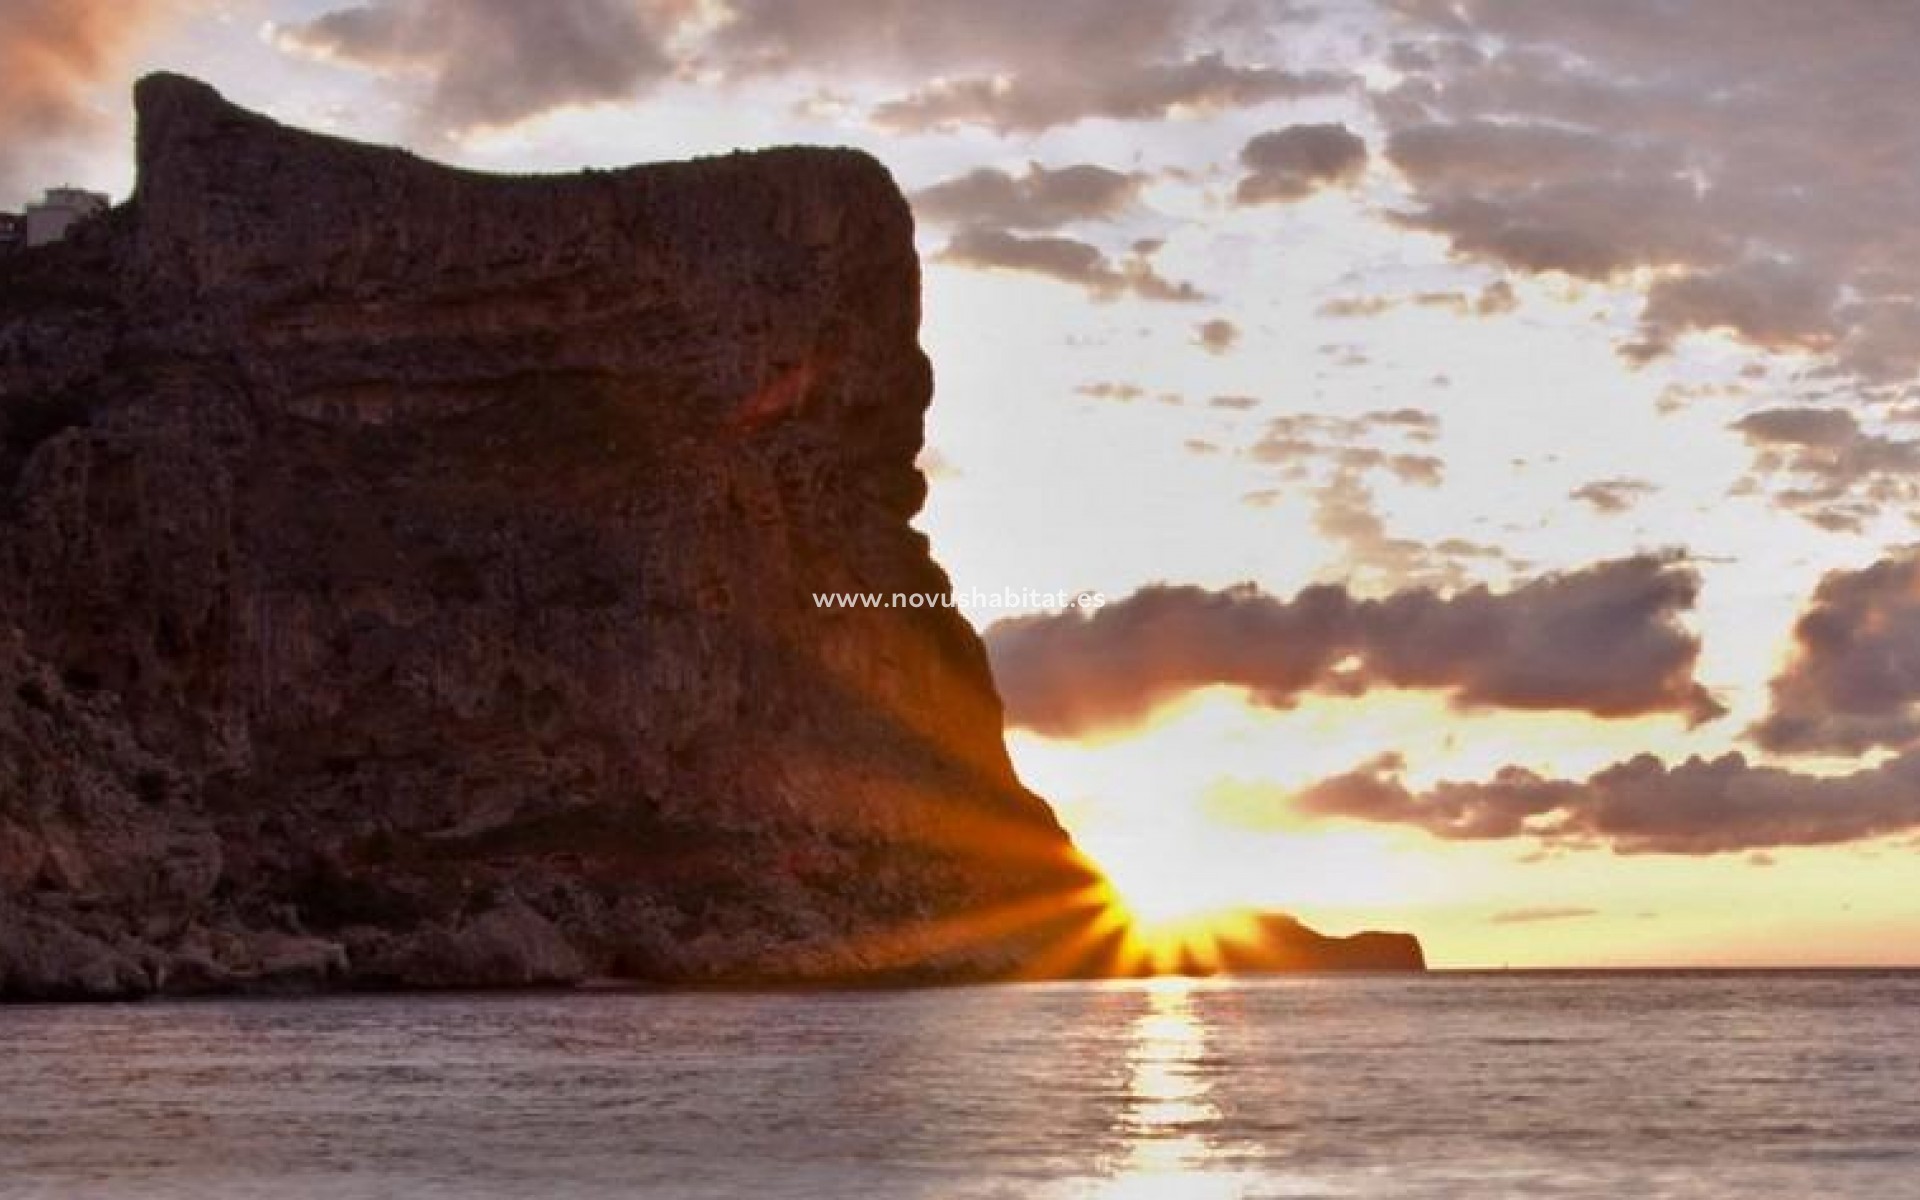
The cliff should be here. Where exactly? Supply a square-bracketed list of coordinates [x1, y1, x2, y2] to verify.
[0, 76, 1419, 998]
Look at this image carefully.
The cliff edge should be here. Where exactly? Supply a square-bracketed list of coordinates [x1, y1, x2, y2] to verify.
[0, 76, 1419, 998]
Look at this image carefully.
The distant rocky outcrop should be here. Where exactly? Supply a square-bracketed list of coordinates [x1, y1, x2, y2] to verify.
[0, 76, 1420, 998]
[1223, 915, 1426, 973]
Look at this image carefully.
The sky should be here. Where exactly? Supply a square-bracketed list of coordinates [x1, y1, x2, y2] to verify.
[9, 0, 1920, 968]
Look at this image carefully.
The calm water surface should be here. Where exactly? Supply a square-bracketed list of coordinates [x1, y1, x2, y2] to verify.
[4, 972, 1918, 1198]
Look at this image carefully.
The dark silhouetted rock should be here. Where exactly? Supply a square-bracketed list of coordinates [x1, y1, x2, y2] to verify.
[0, 73, 1102, 996]
[1224, 914, 1428, 973]
[353, 897, 586, 989]
[0, 902, 154, 1000]
[0, 75, 1419, 998]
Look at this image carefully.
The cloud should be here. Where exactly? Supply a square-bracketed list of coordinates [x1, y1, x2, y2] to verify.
[0, 0, 186, 202]
[1570, 479, 1656, 515]
[1733, 407, 1862, 450]
[1475, 279, 1518, 315]
[1297, 744, 1920, 855]
[1635, 259, 1840, 360]
[1077, 382, 1146, 403]
[938, 225, 1205, 302]
[1318, 295, 1398, 319]
[1237, 407, 1476, 588]
[714, 1, 1345, 131]
[1309, 468, 1464, 586]
[711, 0, 1189, 76]
[874, 54, 1345, 133]
[1735, 407, 1920, 529]
[1491, 906, 1596, 925]
[274, 0, 1348, 137]
[912, 162, 1143, 229]
[1382, 120, 1708, 278]
[1196, 318, 1240, 354]
[1731, 406, 1920, 530]
[1252, 436, 1441, 485]
[983, 555, 1723, 738]
[1235, 122, 1368, 204]
[1413, 280, 1518, 317]
[1380, 0, 1920, 391]
[1365, 408, 1443, 441]
[275, 0, 684, 135]
[1317, 280, 1517, 318]
[1751, 548, 1920, 755]
[1249, 411, 1443, 470]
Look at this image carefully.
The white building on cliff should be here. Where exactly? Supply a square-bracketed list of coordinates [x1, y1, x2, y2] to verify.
[24, 188, 109, 247]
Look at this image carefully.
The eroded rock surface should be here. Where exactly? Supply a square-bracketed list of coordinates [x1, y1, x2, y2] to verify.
[0, 76, 1419, 998]
[0, 75, 1099, 997]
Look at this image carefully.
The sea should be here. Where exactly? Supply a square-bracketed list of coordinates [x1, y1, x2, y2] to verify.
[4, 972, 1917, 1199]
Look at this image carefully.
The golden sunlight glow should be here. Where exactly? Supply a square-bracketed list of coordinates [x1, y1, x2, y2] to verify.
[1049, 738, 1448, 974]
[1076, 803, 1275, 975]
[1090, 979, 1260, 1198]
[1086, 832, 1246, 928]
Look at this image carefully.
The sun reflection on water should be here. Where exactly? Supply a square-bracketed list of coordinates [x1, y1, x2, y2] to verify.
[1091, 979, 1251, 1200]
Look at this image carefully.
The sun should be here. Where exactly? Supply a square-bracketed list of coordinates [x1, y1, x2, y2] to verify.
[1098, 840, 1239, 928]
[1081, 827, 1262, 975]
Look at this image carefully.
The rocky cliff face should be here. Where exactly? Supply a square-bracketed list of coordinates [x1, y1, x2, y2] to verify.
[0, 77, 1419, 999]
[0, 75, 1117, 998]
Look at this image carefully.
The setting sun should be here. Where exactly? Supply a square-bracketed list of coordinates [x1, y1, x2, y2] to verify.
[5, 1, 1920, 1198]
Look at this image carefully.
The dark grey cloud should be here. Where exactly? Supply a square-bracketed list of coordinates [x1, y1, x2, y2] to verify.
[1381, 0, 1920, 391]
[984, 555, 1723, 738]
[276, 0, 683, 134]
[1752, 548, 1920, 755]
[715, 1, 1345, 132]
[1570, 479, 1656, 515]
[1236, 122, 1368, 204]
[1731, 407, 1920, 530]
[1382, 121, 1710, 279]
[1297, 744, 1920, 855]
[1635, 259, 1841, 362]
[712, 0, 1188, 77]
[274, 0, 1347, 136]
[912, 163, 1143, 230]
[1734, 407, 1862, 450]
[938, 226, 1206, 302]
